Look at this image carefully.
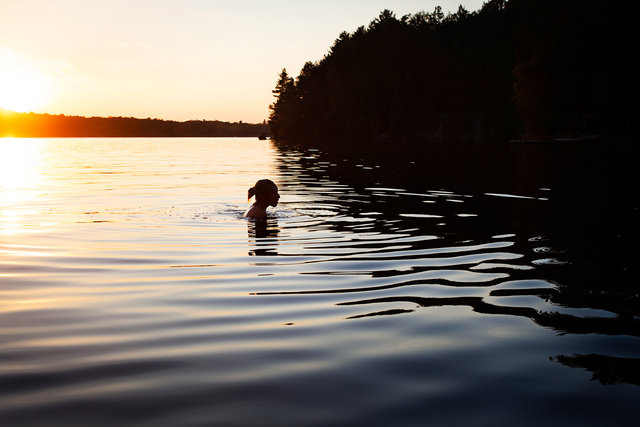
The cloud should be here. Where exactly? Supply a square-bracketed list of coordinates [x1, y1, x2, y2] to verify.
[54, 60, 81, 77]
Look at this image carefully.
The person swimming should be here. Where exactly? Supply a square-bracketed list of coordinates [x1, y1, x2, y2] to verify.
[244, 179, 280, 218]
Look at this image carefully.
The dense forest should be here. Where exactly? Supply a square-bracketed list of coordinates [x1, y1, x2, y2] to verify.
[0, 109, 269, 138]
[268, 0, 636, 146]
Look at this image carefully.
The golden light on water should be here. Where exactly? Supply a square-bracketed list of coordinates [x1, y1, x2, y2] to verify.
[0, 139, 44, 191]
[0, 139, 45, 235]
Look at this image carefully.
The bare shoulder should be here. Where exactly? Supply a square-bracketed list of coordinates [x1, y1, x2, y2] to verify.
[244, 205, 266, 218]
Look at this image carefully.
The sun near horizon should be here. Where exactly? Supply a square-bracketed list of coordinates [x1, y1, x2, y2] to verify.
[0, 55, 52, 114]
[1, 1, 484, 125]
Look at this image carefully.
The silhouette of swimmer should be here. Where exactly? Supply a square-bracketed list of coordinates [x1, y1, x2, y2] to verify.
[244, 179, 280, 218]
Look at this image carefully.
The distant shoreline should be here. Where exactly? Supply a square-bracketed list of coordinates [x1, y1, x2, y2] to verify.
[0, 110, 270, 138]
[1, 135, 268, 139]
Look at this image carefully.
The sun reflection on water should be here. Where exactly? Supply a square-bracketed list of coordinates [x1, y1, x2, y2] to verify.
[0, 138, 45, 192]
[0, 138, 46, 235]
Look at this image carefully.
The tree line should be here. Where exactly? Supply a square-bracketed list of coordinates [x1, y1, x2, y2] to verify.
[268, 0, 636, 146]
[0, 110, 270, 138]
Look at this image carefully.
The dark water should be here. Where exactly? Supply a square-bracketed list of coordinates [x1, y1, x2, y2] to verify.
[0, 138, 638, 426]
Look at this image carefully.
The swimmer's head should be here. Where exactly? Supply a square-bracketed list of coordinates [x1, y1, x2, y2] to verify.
[248, 179, 280, 207]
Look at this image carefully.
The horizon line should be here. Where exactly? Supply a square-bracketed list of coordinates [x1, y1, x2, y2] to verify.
[0, 108, 268, 125]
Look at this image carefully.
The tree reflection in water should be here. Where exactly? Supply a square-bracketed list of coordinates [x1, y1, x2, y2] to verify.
[553, 354, 640, 387]
[270, 139, 639, 387]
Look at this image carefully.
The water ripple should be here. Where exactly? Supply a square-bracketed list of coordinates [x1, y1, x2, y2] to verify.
[1, 138, 638, 426]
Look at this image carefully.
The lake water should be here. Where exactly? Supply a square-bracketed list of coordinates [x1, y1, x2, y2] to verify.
[1, 137, 638, 426]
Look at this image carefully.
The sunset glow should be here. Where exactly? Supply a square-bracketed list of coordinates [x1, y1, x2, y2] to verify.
[0, 58, 51, 113]
[0, 0, 483, 122]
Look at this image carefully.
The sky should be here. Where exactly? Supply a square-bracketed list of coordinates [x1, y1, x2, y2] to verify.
[1, 0, 485, 123]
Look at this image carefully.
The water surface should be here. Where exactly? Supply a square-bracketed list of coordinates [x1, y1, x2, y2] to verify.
[1, 137, 638, 426]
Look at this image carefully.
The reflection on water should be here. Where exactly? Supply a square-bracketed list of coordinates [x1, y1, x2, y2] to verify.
[0, 139, 46, 235]
[1, 137, 638, 426]
[248, 217, 280, 255]
[553, 354, 640, 386]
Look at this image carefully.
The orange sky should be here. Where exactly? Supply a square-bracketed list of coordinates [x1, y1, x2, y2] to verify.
[1, 1, 483, 123]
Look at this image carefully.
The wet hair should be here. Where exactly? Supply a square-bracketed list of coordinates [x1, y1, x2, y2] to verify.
[248, 179, 276, 201]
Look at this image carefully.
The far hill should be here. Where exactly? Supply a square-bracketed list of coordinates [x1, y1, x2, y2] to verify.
[0, 110, 270, 138]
